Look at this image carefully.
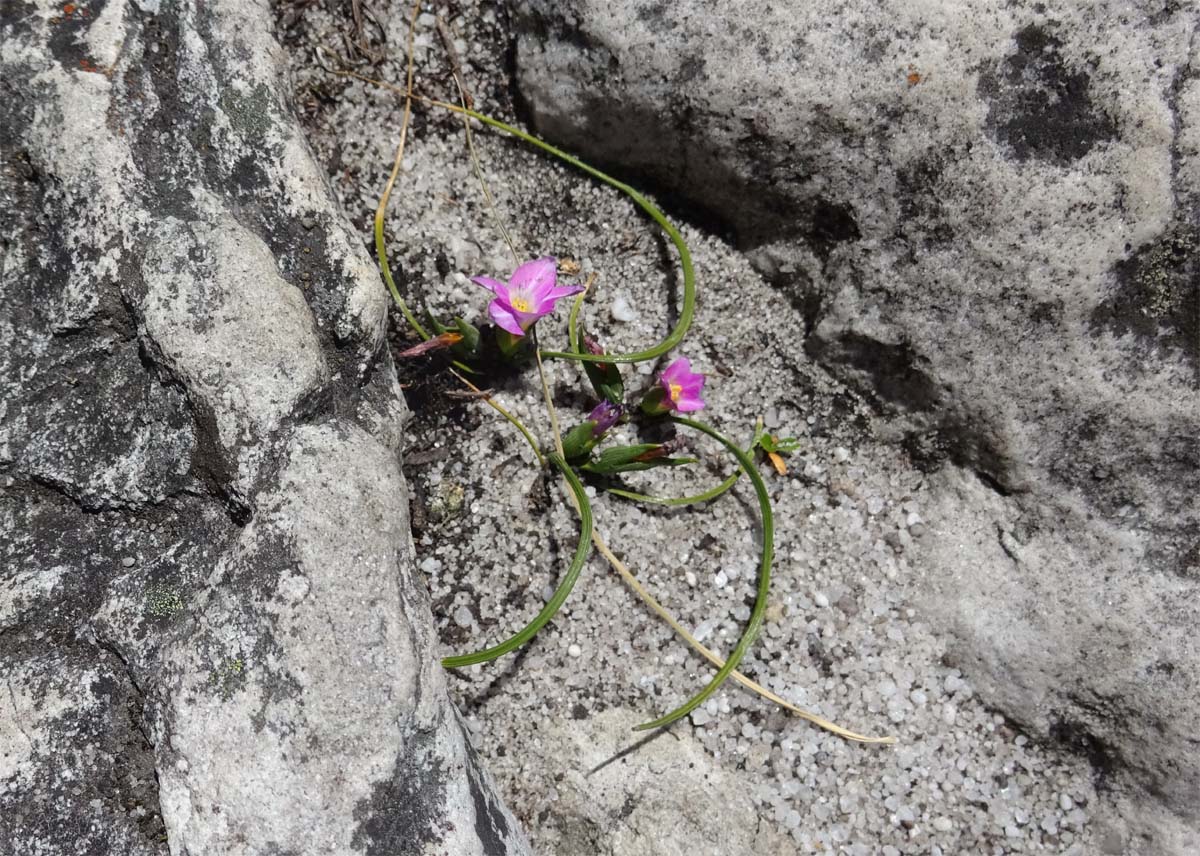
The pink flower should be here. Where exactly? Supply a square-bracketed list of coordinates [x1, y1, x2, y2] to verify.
[658, 357, 706, 412]
[472, 257, 583, 337]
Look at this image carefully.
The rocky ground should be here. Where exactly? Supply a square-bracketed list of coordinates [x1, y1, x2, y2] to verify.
[280, 2, 1120, 853]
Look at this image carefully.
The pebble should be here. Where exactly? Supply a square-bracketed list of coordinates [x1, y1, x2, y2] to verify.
[833, 446, 850, 463]
[610, 295, 638, 322]
[1059, 794, 1074, 812]
[567, 643, 582, 658]
[813, 591, 830, 608]
[692, 618, 718, 642]
[452, 606, 473, 628]
[121, 556, 135, 568]
[933, 817, 952, 832]
[714, 570, 728, 588]
[685, 570, 697, 587]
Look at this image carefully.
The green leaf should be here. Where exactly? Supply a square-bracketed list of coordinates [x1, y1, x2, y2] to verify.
[633, 416, 775, 731]
[560, 421, 599, 464]
[439, 108, 695, 366]
[442, 455, 593, 668]
[579, 328, 624, 405]
[602, 426, 758, 505]
[451, 317, 481, 360]
[580, 444, 696, 475]
[757, 434, 801, 454]
[605, 472, 740, 506]
[427, 313, 448, 335]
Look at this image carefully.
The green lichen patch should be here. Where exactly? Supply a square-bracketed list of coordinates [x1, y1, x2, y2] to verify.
[145, 584, 184, 619]
[208, 656, 247, 700]
[428, 482, 466, 524]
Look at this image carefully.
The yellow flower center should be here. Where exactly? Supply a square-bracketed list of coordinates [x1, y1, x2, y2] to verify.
[669, 382, 683, 402]
[510, 294, 532, 312]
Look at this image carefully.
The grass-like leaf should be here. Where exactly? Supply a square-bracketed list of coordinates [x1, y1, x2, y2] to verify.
[604, 471, 740, 506]
[632, 416, 774, 730]
[441, 454, 593, 668]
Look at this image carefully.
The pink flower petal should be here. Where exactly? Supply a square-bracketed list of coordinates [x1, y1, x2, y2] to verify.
[472, 276, 509, 301]
[673, 395, 706, 413]
[547, 284, 586, 300]
[660, 357, 691, 384]
[508, 257, 557, 296]
[488, 300, 526, 336]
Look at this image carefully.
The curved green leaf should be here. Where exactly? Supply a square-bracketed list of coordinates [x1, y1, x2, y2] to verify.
[441, 455, 593, 668]
[604, 471, 740, 507]
[633, 416, 774, 730]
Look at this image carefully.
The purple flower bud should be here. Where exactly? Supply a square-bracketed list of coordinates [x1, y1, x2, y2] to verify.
[587, 401, 623, 437]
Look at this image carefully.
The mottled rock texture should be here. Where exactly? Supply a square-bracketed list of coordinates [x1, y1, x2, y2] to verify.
[0, 1, 527, 853]
[512, 0, 1199, 850]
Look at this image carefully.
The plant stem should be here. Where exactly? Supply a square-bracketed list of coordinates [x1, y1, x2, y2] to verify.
[435, 16, 521, 267]
[589, 529, 894, 743]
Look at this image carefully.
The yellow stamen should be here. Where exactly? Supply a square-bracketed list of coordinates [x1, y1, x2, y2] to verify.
[669, 382, 683, 401]
[510, 295, 531, 312]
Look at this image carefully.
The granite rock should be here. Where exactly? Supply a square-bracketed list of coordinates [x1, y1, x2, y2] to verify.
[511, 0, 1199, 849]
[0, 1, 527, 853]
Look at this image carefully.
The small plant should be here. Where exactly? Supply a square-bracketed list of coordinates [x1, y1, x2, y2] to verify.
[328, 4, 892, 744]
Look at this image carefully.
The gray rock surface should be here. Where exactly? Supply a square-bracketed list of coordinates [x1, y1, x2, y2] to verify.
[283, 2, 1111, 852]
[1, 1, 527, 853]
[505, 0, 1199, 850]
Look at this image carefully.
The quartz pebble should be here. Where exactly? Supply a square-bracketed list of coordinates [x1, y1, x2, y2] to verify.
[610, 295, 638, 322]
